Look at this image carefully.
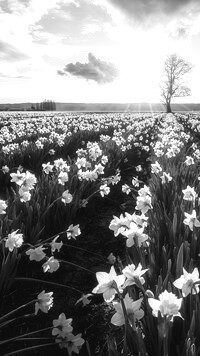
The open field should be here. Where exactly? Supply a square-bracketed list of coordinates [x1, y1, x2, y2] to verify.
[1, 111, 200, 356]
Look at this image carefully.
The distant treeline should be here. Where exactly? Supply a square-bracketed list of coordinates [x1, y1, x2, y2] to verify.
[1, 102, 200, 112]
[0, 100, 56, 111]
[31, 100, 56, 111]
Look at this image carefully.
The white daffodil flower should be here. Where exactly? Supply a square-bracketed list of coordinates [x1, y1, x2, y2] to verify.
[92, 266, 125, 303]
[111, 294, 144, 326]
[183, 210, 200, 231]
[52, 313, 73, 337]
[182, 186, 197, 201]
[173, 267, 200, 297]
[122, 263, 148, 288]
[5, 230, 23, 252]
[148, 290, 183, 320]
[35, 290, 53, 315]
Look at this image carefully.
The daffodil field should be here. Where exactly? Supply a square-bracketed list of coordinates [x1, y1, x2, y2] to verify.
[1, 111, 200, 355]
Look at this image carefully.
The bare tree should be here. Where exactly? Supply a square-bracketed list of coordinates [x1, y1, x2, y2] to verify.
[160, 54, 193, 113]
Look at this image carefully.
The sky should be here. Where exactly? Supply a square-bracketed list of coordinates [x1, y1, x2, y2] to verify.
[0, 0, 200, 104]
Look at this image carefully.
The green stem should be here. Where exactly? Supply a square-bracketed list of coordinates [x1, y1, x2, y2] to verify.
[2, 342, 55, 356]
[0, 313, 34, 329]
[58, 259, 95, 275]
[163, 335, 168, 356]
[62, 243, 105, 261]
[189, 293, 193, 321]
[123, 327, 128, 356]
[79, 189, 99, 207]
[114, 284, 129, 356]
[0, 326, 53, 345]
[14, 277, 83, 294]
[41, 196, 61, 218]
[0, 299, 36, 323]
[23, 229, 67, 252]
[162, 317, 169, 356]
[14, 337, 52, 341]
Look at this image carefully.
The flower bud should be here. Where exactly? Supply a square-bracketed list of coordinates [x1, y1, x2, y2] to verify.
[145, 289, 155, 298]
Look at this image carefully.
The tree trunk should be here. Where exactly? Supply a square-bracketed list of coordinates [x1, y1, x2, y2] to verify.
[166, 101, 171, 113]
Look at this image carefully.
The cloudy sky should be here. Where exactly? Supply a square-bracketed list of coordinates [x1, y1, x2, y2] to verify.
[0, 0, 200, 103]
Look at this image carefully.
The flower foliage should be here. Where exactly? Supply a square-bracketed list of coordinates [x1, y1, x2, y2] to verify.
[2, 111, 200, 356]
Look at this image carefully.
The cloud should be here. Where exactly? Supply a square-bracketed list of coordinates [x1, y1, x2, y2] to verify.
[0, 72, 27, 79]
[0, 40, 29, 61]
[0, 0, 12, 13]
[169, 23, 189, 39]
[57, 70, 66, 76]
[35, 0, 112, 43]
[107, 0, 200, 23]
[0, 0, 31, 14]
[58, 53, 118, 83]
[82, 23, 101, 35]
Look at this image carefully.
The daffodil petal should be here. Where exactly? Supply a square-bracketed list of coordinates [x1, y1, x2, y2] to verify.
[148, 298, 161, 314]
[103, 287, 115, 302]
[96, 272, 109, 284]
[111, 312, 125, 326]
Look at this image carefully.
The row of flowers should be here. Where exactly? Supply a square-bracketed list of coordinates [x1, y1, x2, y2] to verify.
[0, 112, 160, 157]
[1, 112, 200, 355]
[87, 113, 200, 355]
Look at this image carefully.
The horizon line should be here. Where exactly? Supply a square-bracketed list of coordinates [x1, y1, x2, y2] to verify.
[0, 101, 200, 105]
